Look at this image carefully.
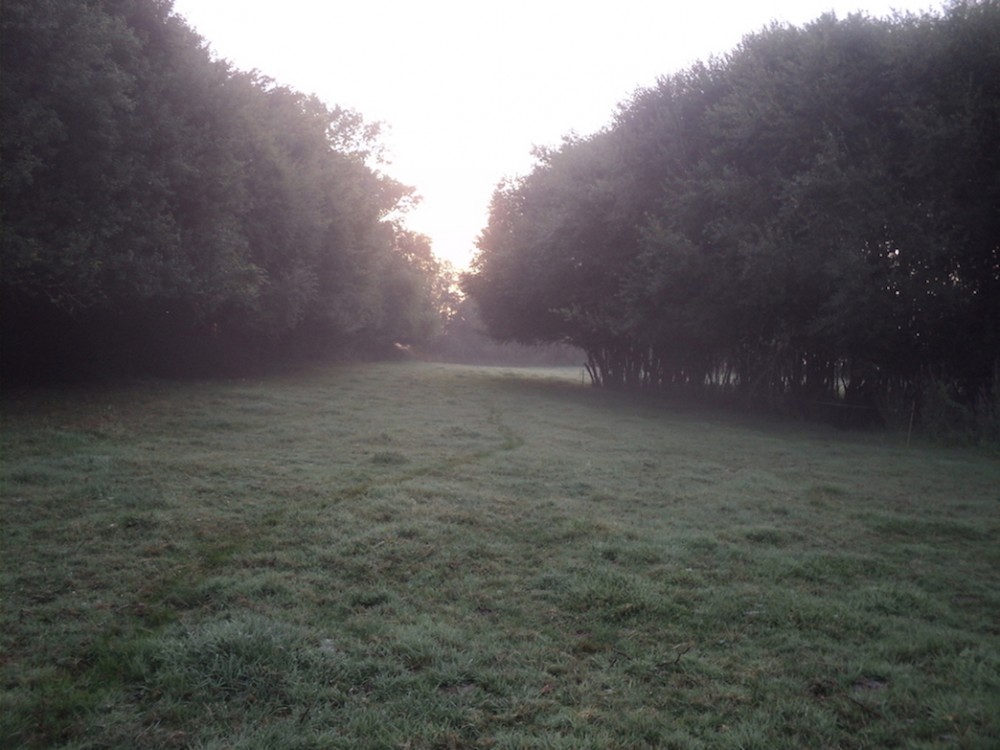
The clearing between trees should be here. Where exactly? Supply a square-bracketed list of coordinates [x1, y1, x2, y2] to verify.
[2, 362, 998, 748]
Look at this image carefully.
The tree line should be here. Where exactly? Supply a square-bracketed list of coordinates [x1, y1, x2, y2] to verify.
[464, 1, 999, 434]
[1, 0, 445, 380]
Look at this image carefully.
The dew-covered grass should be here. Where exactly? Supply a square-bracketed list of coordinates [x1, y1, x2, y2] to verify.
[2, 362, 998, 748]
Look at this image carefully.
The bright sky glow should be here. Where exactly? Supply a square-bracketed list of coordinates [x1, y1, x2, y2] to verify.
[170, 0, 939, 268]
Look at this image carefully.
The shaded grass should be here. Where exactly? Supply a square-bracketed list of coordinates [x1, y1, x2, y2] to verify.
[2, 362, 998, 748]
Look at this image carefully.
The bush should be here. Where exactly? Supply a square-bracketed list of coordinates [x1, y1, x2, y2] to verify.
[919, 379, 1000, 447]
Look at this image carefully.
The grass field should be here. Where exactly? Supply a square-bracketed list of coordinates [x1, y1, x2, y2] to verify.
[2, 362, 998, 749]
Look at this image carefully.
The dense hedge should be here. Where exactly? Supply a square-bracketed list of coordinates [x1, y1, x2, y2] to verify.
[1, 0, 443, 379]
[465, 2, 999, 433]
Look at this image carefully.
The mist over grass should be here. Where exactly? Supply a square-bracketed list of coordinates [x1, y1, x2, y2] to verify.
[2, 363, 998, 748]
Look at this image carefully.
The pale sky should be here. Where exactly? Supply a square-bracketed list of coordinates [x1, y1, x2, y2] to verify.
[171, 0, 939, 268]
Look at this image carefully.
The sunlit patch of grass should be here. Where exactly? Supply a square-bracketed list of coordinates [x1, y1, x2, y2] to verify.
[2, 362, 999, 748]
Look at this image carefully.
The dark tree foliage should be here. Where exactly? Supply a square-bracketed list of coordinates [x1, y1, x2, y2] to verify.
[1, 0, 440, 380]
[465, 1, 1000, 431]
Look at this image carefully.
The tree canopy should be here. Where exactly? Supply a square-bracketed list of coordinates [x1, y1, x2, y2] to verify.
[465, 1, 999, 431]
[1, 0, 444, 379]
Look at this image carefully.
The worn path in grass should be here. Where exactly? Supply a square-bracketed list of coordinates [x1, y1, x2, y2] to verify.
[2, 362, 999, 749]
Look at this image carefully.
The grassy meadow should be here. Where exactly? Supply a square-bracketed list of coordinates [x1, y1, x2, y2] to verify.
[1, 362, 998, 749]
